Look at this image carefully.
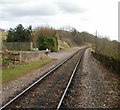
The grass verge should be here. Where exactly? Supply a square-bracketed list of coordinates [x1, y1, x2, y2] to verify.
[1, 58, 54, 84]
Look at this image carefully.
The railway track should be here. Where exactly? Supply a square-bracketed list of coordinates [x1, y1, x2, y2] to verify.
[1, 47, 87, 110]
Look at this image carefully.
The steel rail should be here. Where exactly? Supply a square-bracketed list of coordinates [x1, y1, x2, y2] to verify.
[1, 48, 84, 110]
[56, 50, 84, 110]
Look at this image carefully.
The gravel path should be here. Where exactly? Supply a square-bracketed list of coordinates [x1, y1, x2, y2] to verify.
[49, 49, 79, 59]
[62, 48, 119, 108]
[1, 48, 79, 106]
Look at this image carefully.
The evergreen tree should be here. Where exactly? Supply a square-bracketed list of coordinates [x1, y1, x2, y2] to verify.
[6, 24, 32, 42]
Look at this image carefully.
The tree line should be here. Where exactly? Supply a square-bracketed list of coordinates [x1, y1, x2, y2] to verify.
[5, 24, 58, 52]
[5, 24, 120, 61]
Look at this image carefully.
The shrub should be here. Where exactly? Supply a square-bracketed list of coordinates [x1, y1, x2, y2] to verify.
[38, 35, 58, 52]
[92, 52, 120, 75]
[2, 56, 13, 67]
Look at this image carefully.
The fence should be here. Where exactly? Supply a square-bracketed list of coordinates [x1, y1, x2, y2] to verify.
[3, 42, 33, 51]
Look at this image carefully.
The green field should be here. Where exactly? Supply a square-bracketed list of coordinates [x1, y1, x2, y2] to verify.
[1, 58, 55, 84]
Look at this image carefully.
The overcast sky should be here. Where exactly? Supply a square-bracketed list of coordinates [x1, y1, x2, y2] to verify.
[0, 0, 119, 41]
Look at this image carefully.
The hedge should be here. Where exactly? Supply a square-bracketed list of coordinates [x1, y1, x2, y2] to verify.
[92, 52, 120, 75]
[38, 35, 58, 52]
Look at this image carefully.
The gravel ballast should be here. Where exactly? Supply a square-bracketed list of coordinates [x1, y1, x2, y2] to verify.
[5, 49, 85, 109]
[62, 48, 119, 108]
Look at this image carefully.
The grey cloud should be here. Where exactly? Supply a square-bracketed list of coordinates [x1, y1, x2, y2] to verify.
[7, 8, 57, 16]
[0, 0, 87, 22]
[55, 1, 86, 14]
[0, 0, 24, 4]
[1, 4, 58, 18]
[81, 17, 88, 21]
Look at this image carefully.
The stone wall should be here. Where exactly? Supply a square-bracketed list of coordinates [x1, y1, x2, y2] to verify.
[20, 51, 48, 62]
[3, 42, 33, 51]
[2, 51, 49, 62]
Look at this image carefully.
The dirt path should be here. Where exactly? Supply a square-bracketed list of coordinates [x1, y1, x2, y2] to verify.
[63, 48, 119, 108]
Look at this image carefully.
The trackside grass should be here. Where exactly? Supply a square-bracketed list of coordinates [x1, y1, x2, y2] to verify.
[1, 58, 54, 84]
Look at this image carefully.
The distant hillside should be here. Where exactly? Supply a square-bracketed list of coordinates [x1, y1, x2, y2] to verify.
[56, 30, 95, 47]
[56, 29, 120, 61]
[56, 30, 79, 47]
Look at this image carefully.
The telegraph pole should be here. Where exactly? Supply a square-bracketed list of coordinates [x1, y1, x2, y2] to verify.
[95, 30, 98, 51]
[95, 30, 98, 37]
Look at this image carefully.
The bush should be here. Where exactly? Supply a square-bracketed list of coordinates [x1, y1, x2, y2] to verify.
[92, 52, 120, 75]
[2, 56, 13, 68]
[38, 35, 58, 52]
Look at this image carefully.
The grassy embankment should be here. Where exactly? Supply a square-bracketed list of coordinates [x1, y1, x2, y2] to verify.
[92, 52, 120, 93]
[92, 52, 120, 75]
[0, 58, 55, 84]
